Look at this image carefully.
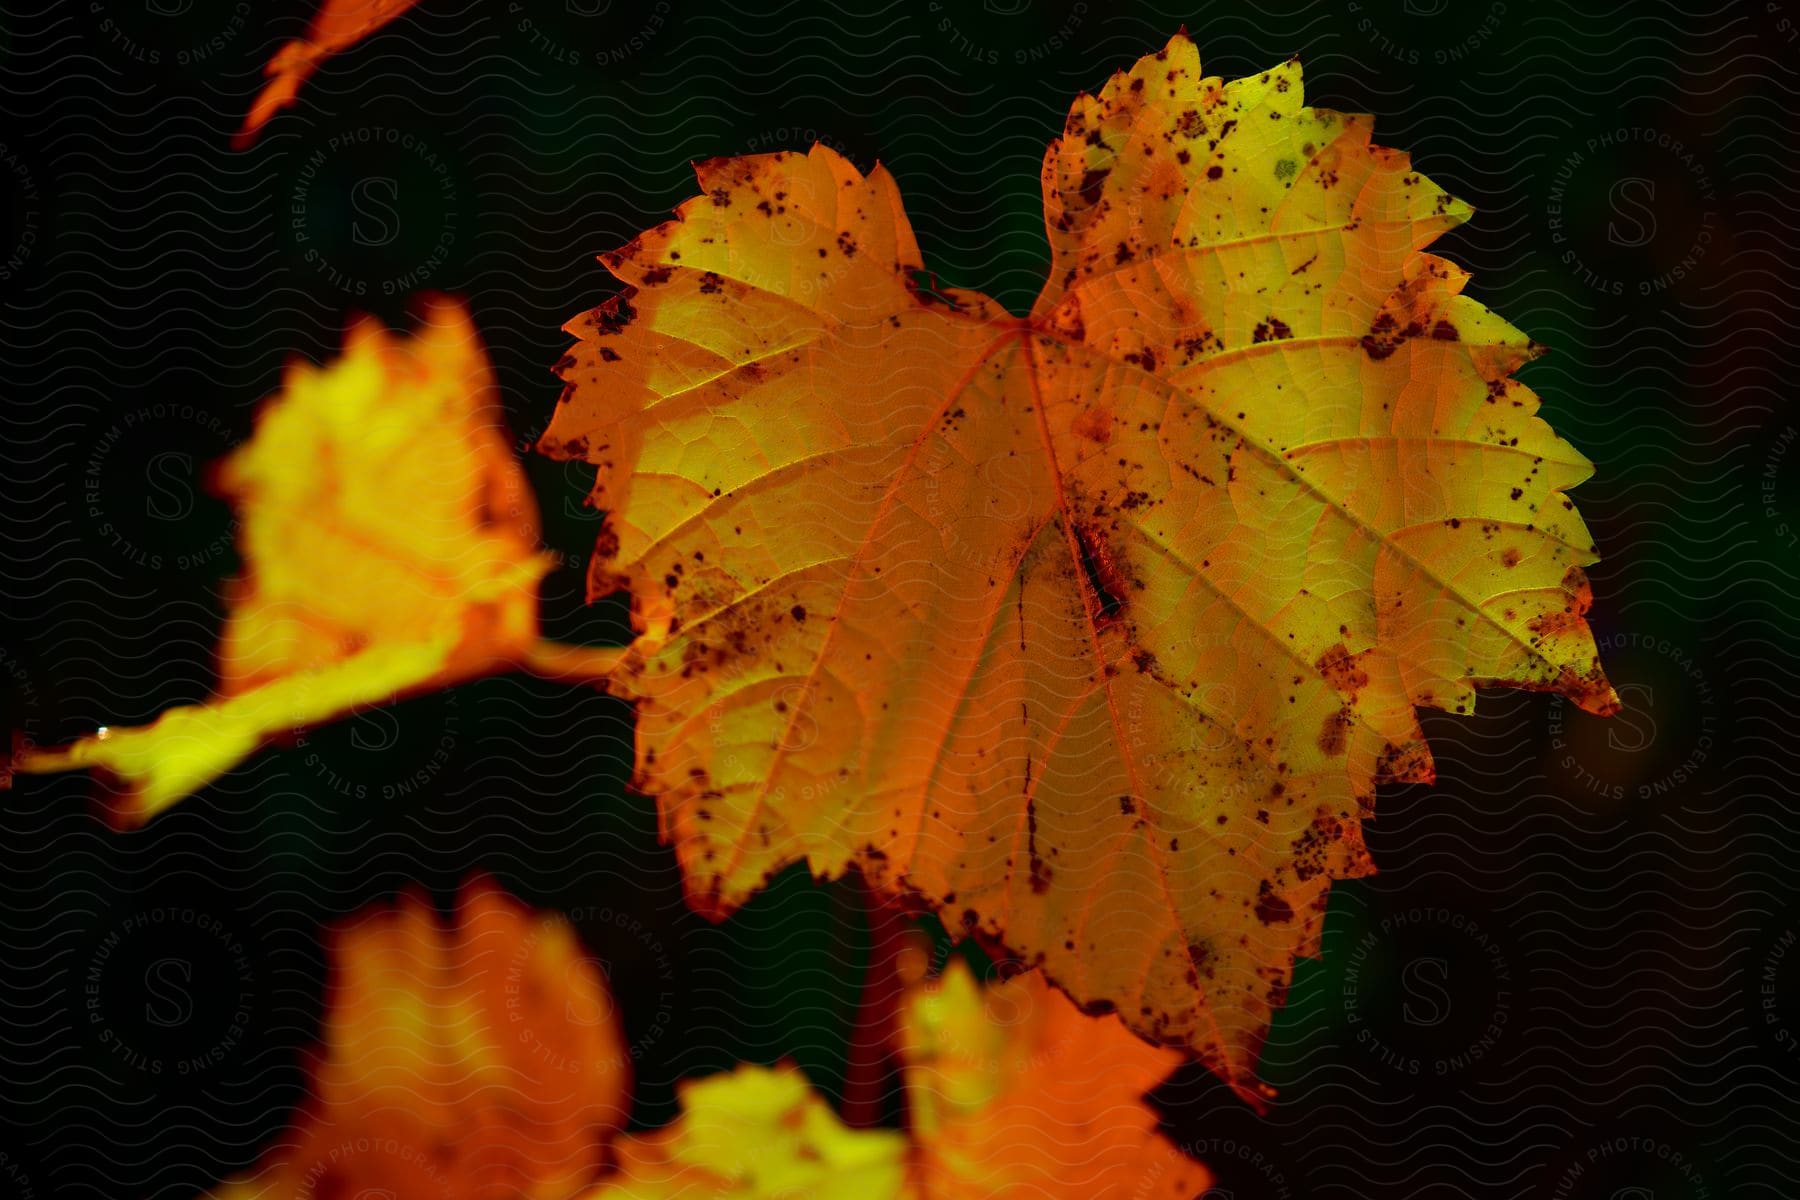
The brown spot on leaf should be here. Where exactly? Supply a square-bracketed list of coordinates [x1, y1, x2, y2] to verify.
[1317, 707, 1353, 756]
[1078, 167, 1111, 209]
[1252, 316, 1292, 343]
[1314, 643, 1369, 696]
[593, 519, 621, 562]
[1375, 739, 1435, 785]
[1254, 882, 1294, 925]
[1048, 294, 1086, 342]
[1071, 522, 1128, 625]
[1184, 939, 1214, 983]
[1289, 811, 1347, 882]
[1072, 407, 1113, 443]
[1026, 798, 1054, 894]
[593, 292, 639, 334]
[1359, 310, 1425, 360]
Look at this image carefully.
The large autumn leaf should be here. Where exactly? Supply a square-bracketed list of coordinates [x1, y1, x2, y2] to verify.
[235, 0, 422, 148]
[14, 299, 560, 825]
[539, 32, 1616, 1103]
[585, 960, 1207, 1198]
[212, 880, 629, 1200]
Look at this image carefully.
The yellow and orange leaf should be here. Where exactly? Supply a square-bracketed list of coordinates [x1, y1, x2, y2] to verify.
[584, 960, 1207, 1198]
[212, 880, 630, 1200]
[16, 299, 550, 825]
[210, 912, 1201, 1200]
[898, 961, 1208, 1198]
[235, 0, 422, 148]
[539, 32, 1615, 1103]
[588, 1066, 910, 1199]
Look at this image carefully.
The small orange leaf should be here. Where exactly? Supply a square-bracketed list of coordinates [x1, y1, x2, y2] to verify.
[539, 31, 1615, 1103]
[235, 0, 422, 148]
[899, 962, 1209, 1198]
[15, 299, 549, 825]
[211, 881, 629, 1200]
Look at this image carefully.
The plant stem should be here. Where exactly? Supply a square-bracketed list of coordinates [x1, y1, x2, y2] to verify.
[841, 868, 913, 1129]
[520, 639, 627, 683]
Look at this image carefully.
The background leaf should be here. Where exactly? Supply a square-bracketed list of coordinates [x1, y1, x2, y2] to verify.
[14, 300, 549, 823]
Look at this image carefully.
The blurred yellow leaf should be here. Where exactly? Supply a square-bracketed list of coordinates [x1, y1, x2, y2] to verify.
[16, 299, 551, 825]
[538, 31, 1615, 1103]
[589, 1065, 910, 1199]
[203, 891, 1206, 1199]
[582, 961, 1208, 1198]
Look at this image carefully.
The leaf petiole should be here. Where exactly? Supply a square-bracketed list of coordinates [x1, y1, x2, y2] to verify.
[519, 638, 629, 683]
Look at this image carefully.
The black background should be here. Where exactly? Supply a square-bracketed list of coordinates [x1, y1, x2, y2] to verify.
[2, 0, 1797, 1196]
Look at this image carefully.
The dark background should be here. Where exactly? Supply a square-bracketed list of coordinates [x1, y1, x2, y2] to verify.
[2, 1, 1796, 1196]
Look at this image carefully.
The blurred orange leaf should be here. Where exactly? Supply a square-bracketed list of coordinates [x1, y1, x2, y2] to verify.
[538, 31, 1615, 1104]
[897, 960, 1208, 1198]
[211, 881, 629, 1200]
[208, 905, 1206, 1199]
[15, 300, 553, 825]
[235, 0, 421, 148]
[582, 961, 1207, 1198]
